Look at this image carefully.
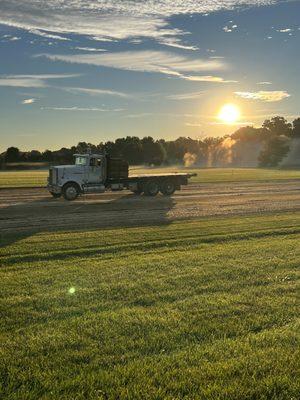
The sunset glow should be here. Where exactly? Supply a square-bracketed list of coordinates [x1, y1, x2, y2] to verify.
[218, 104, 241, 125]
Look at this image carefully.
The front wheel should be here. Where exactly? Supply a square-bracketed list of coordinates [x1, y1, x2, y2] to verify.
[63, 183, 79, 201]
[160, 180, 176, 196]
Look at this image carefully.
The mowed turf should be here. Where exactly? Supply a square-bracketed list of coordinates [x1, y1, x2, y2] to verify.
[0, 213, 299, 399]
[1, 167, 300, 188]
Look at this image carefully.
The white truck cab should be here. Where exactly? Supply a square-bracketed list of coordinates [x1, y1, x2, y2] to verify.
[48, 153, 107, 200]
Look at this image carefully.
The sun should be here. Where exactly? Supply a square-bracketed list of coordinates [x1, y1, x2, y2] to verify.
[218, 104, 240, 124]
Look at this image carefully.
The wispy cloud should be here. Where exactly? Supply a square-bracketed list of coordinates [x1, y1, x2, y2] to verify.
[0, 0, 278, 45]
[38, 50, 225, 78]
[21, 98, 36, 104]
[277, 28, 292, 33]
[235, 90, 290, 102]
[125, 113, 154, 119]
[223, 23, 238, 33]
[0, 74, 80, 88]
[166, 91, 205, 100]
[41, 106, 124, 112]
[63, 87, 129, 98]
[73, 47, 107, 52]
[185, 122, 203, 127]
[158, 37, 199, 51]
[29, 29, 70, 41]
[1, 34, 21, 42]
[182, 75, 237, 83]
[257, 81, 272, 85]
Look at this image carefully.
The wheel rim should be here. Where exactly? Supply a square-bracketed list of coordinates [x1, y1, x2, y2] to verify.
[163, 181, 175, 195]
[66, 186, 77, 199]
[148, 182, 159, 195]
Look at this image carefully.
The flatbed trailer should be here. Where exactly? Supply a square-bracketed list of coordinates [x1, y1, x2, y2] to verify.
[47, 153, 196, 200]
[110, 172, 196, 186]
[107, 172, 196, 195]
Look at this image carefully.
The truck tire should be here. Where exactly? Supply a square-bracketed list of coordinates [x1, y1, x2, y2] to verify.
[133, 189, 143, 195]
[63, 183, 79, 201]
[160, 180, 176, 196]
[132, 183, 143, 195]
[144, 180, 159, 197]
[51, 193, 61, 199]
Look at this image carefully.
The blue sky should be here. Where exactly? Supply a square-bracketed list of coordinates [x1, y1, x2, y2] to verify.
[0, 0, 299, 151]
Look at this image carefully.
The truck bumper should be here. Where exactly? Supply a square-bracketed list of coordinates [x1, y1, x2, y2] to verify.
[47, 184, 62, 194]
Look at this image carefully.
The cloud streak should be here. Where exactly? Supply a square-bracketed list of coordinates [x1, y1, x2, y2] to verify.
[166, 91, 206, 100]
[0, 74, 80, 88]
[73, 47, 107, 52]
[63, 87, 129, 98]
[41, 106, 124, 112]
[29, 29, 70, 41]
[182, 75, 237, 83]
[235, 90, 290, 102]
[22, 98, 36, 104]
[0, 0, 278, 44]
[38, 50, 225, 79]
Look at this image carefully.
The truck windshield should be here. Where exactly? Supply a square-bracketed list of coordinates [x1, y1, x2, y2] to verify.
[75, 157, 87, 166]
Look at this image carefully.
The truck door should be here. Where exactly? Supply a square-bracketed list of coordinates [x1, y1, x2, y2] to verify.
[88, 157, 103, 183]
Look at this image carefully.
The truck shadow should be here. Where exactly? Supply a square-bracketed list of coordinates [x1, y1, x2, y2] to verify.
[0, 190, 176, 249]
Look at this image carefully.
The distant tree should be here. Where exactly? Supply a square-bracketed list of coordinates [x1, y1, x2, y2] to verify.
[104, 141, 117, 157]
[258, 136, 290, 167]
[26, 150, 42, 162]
[0, 154, 5, 169]
[121, 136, 144, 165]
[76, 142, 98, 154]
[42, 150, 53, 162]
[96, 142, 105, 153]
[5, 147, 20, 163]
[292, 118, 300, 138]
[164, 137, 199, 164]
[231, 126, 262, 142]
[154, 141, 167, 165]
[141, 136, 166, 165]
[262, 116, 292, 139]
[53, 147, 74, 164]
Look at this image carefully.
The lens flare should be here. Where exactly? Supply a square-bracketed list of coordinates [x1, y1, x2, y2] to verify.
[218, 104, 240, 124]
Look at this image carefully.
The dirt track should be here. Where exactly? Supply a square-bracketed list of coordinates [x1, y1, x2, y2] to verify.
[0, 181, 299, 234]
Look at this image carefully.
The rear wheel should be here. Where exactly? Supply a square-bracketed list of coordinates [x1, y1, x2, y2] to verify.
[144, 180, 159, 197]
[133, 189, 143, 195]
[51, 192, 61, 199]
[160, 180, 176, 196]
[131, 183, 143, 195]
[63, 183, 79, 201]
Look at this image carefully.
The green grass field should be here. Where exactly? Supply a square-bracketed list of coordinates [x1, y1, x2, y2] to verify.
[0, 167, 300, 188]
[1, 213, 299, 399]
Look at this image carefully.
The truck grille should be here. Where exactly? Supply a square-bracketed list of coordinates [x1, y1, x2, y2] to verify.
[49, 168, 56, 184]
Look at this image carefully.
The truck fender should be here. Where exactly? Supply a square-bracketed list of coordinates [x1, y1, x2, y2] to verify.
[62, 181, 82, 193]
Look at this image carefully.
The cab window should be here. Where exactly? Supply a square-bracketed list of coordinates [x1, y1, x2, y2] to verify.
[75, 156, 87, 166]
[90, 158, 102, 167]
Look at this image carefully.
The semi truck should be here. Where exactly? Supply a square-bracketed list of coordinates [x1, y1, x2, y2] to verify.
[47, 152, 196, 201]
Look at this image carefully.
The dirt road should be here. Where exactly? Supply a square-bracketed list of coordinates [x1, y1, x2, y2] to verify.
[0, 181, 299, 234]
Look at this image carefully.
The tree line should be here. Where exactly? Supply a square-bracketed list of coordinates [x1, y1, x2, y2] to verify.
[2, 116, 300, 168]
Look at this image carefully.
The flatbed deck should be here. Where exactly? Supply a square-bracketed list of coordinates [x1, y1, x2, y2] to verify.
[129, 173, 197, 178]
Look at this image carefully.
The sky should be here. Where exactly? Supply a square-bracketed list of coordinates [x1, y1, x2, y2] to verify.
[0, 0, 299, 151]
